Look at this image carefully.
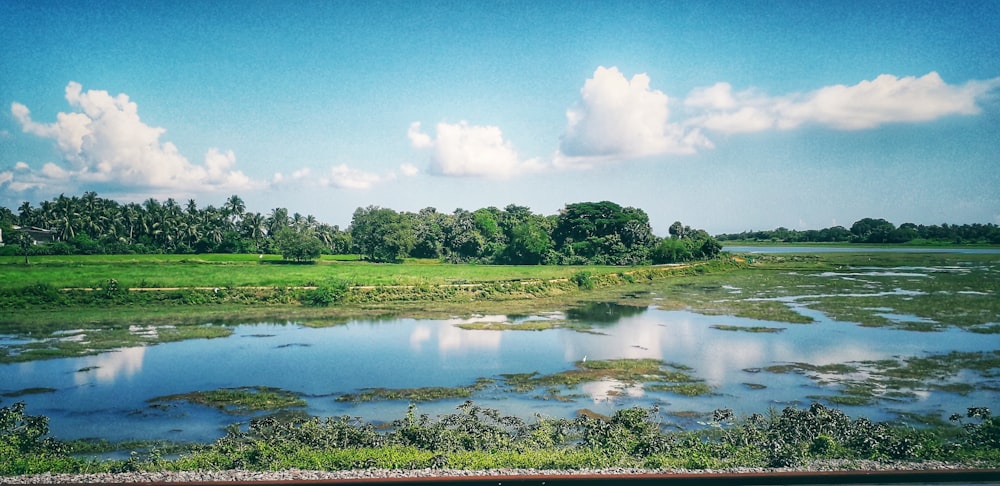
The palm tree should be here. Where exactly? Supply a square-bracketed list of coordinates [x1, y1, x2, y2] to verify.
[267, 207, 289, 236]
[241, 212, 266, 252]
[223, 194, 246, 231]
[18, 201, 35, 227]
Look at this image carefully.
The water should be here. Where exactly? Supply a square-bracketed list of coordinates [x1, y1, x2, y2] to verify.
[2, 305, 997, 444]
[723, 246, 1000, 254]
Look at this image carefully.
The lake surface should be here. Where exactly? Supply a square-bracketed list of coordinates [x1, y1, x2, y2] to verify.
[3, 301, 997, 444]
[723, 245, 1000, 254]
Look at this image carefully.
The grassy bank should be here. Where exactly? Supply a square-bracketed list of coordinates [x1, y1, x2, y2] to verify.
[3, 400, 998, 476]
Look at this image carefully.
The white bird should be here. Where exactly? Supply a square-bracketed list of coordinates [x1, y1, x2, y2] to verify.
[582, 355, 587, 362]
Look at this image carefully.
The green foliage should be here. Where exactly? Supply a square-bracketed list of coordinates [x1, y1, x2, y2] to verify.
[350, 206, 416, 262]
[551, 201, 654, 265]
[4, 401, 1000, 475]
[304, 280, 350, 307]
[571, 271, 594, 290]
[274, 230, 323, 262]
[1, 402, 69, 475]
[651, 238, 691, 264]
[717, 220, 1000, 245]
[498, 219, 553, 265]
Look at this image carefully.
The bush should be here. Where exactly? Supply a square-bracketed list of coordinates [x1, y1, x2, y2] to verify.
[304, 280, 350, 307]
[571, 271, 594, 290]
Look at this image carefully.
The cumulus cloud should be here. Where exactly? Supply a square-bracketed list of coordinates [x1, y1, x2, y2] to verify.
[9, 82, 261, 193]
[686, 72, 1000, 133]
[558, 66, 713, 163]
[408, 121, 542, 178]
[272, 162, 414, 191]
[319, 164, 385, 189]
[399, 163, 419, 177]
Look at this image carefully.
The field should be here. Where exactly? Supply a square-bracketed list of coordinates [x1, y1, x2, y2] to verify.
[0, 253, 622, 289]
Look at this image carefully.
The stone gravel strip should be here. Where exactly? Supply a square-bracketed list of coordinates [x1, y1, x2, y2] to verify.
[0, 461, 978, 484]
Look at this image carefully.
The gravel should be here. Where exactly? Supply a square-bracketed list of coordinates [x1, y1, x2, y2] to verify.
[0, 461, 977, 484]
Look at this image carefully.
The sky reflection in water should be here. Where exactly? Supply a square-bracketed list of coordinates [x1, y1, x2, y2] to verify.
[2, 304, 997, 443]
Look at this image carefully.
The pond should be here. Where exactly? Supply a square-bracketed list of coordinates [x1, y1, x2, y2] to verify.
[2, 299, 997, 445]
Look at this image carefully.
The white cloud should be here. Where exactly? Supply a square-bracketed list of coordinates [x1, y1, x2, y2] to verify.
[319, 164, 385, 189]
[272, 162, 411, 191]
[407, 122, 433, 149]
[558, 66, 713, 163]
[0, 171, 11, 186]
[780, 72, 998, 130]
[684, 82, 738, 110]
[687, 72, 1000, 133]
[408, 120, 542, 178]
[399, 163, 419, 177]
[9, 82, 261, 193]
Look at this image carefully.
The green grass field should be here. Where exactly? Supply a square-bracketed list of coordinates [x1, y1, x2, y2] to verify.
[0, 254, 622, 290]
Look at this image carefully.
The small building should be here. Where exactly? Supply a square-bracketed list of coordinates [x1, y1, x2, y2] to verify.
[10, 225, 58, 245]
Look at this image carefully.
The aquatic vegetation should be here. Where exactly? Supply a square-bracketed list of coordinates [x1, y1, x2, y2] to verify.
[710, 324, 785, 333]
[337, 378, 495, 403]
[148, 387, 306, 415]
[0, 325, 233, 364]
[766, 351, 1000, 406]
[502, 359, 712, 398]
[454, 320, 577, 331]
[0, 388, 57, 398]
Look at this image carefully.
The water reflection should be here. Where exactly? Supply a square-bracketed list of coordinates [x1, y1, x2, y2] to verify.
[72, 347, 146, 385]
[437, 323, 502, 354]
[582, 379, 645, 403]
[4, 303, 997, 443]
[565, 302, 647, 323]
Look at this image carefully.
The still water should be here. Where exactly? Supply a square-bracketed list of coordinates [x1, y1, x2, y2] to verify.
[2, 302, 997, 444]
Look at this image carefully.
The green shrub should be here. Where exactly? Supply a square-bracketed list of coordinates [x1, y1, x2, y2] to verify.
[571, 271, 594, 290]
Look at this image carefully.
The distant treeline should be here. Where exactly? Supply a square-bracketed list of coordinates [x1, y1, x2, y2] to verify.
[0, 193, 720, 265]
[716, 218, 1000, 245]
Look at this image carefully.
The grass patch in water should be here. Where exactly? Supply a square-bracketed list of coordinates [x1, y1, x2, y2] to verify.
[149, 386, 306, 414]
[455, 320, 579, 332]
[710, 324, 785, 333]
[0, 324, 233, 364]
[337, 378, 495, 403]
[767, 350, 1000, 406]
[502, 359, 712, 397]
[645, 383, 713, 397]
[1, 387, 58, 398]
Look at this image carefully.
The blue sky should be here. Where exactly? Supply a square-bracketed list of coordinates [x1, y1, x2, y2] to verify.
[2, 0, 998, 234]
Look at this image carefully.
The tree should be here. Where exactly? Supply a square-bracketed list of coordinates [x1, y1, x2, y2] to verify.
[350, 206, 415, 263]
[14, 230, 34, 264]
[274, 229, 323, 263]
[411, 207, 445, 259]
[850, 218, 896, 243]
[668, 221, 685, 239]
[552, 201, 654, 265]
[499, 219, 553, 264]
[223, 194, 246, 230]
[651, 237, 691, 264]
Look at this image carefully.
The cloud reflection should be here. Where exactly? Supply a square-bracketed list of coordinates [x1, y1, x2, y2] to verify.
[559, 310, 900, 387]
[581, 379, 645, 403]
[73, 347, 146, 385]
[408, 318, 504, 356]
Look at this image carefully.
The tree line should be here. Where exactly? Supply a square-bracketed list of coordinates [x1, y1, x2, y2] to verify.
[0, 193, 720, 265]
[715, 218, 1000, 245]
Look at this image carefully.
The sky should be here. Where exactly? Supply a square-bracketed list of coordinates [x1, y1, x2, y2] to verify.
[2, 0, 999, 235]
